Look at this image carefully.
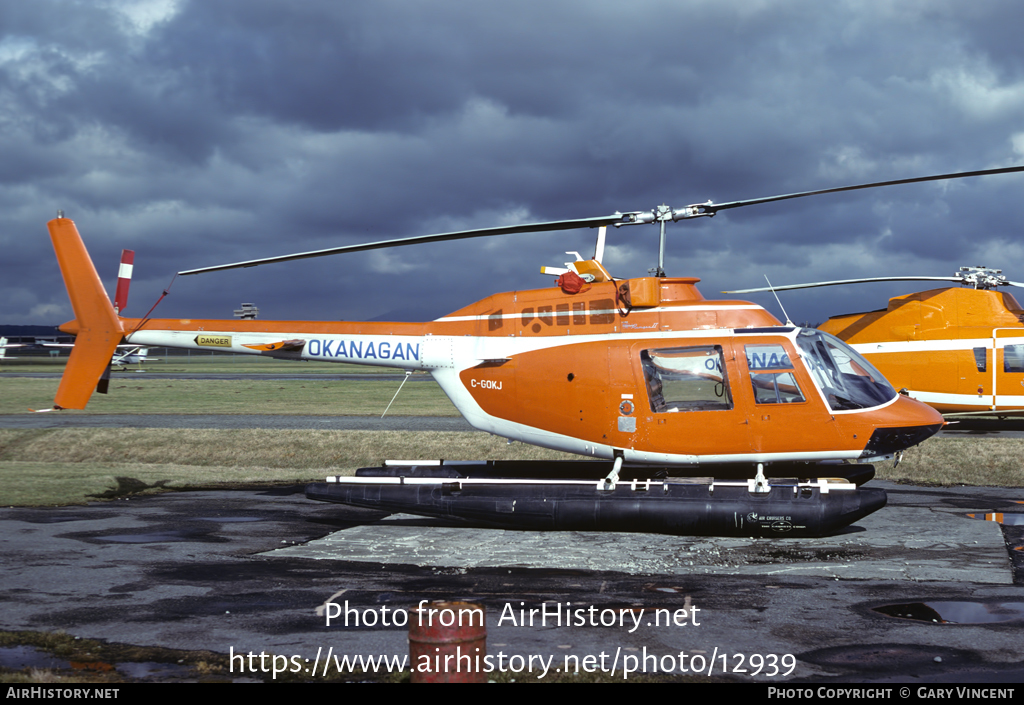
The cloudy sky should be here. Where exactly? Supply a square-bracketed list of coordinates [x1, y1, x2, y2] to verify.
[4, 0, 1024, 328]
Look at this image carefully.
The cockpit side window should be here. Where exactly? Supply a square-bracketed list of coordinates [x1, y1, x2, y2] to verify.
[745, 344, 805, 404]
[973, 347, 987, 373]
[1004, 344, 1024, 373]
[641, 346, 732, 412]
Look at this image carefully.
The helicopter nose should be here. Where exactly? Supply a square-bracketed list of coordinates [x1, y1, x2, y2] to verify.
[857, 394, 945, 458]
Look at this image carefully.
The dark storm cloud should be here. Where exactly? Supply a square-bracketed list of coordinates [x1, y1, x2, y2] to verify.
[3, 0, 1024, 327]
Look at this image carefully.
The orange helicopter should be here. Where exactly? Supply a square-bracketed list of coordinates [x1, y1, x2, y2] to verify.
[729, 266, 1024, 417]
[44, 166, 1023, 535]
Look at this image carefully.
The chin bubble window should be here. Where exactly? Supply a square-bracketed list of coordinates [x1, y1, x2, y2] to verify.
[640, 346, 732, 412]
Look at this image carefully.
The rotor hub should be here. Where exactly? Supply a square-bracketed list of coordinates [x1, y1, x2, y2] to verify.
[956, 266, 1007, 290]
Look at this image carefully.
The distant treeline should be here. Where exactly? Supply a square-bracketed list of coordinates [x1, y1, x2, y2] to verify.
[0, 325, 62, 337]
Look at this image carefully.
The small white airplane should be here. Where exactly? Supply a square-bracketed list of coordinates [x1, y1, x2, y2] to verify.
[0, 337, 26, 360]
[38, 342, 158, 368]
[110, 345, 158, 369]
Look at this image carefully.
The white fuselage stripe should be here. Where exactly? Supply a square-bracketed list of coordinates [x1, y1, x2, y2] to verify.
[907, 389, 1024, 408]
[853, 337, 1024, 354]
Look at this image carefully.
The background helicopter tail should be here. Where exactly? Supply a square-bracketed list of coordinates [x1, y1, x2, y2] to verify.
[47, 216, 124, 409]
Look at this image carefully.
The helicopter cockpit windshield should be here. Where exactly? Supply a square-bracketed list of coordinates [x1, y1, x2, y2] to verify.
[796, 329, 897, 411]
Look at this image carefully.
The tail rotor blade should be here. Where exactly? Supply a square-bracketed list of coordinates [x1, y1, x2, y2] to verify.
[114, 249, 134, 314]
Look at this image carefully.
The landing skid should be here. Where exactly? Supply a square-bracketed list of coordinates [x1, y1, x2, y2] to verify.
[349, 459, 875, 486]
[305, 461, 885, 538]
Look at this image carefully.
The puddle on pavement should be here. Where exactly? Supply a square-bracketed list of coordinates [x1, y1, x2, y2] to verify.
[14, 514, 118, 525]
[874, 601, 1024, 624]
[117, 661, 193, 679]
[800, 643, 971, 672]
[966, 512, 1024, 522]
[95, 530, 198, 543]
[0, 646, 71, 671]
[0, 647, 195, 681]
[197, 516, 264, 522]
[643, 584, 684, 594]
[962, 512, 1019, 522]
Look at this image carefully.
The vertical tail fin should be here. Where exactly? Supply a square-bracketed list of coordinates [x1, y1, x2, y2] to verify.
[48, 217, 124, 409]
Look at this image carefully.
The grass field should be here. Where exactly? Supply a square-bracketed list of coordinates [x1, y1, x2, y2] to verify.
[0, 428, 578, 505]
[2, 365, 1023, 505]
[0, 375, 459, 415]
[0, 355, 397, 375]
[0, 425, 1021, 506]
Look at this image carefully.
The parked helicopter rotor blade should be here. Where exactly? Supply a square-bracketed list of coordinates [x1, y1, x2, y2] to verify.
[179, 214, 636, 275]
[725, 276, 962, 294]
[689, 164, 1024, 218]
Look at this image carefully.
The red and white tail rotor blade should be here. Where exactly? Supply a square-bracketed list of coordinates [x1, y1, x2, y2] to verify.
[114, 249, 134, 314]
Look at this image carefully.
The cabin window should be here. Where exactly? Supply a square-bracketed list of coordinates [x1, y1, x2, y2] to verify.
[745, 344, 805, 404]
[641, 346, 732, 412]
[1004, 345, 1024, 373]
[973, 347, 987, 373]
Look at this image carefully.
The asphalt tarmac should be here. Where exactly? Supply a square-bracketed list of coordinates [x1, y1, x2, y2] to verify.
[6, 370, 1024, 683]
[3, 406, 1023, 682]
[2, 479, 1022, 683]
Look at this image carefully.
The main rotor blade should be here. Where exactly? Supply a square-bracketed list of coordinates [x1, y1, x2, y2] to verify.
[181, 164, 1024, 275]
[726, 276, 962, 294]
[179, 214, 630, 275]
[696, 164, 1024, 216]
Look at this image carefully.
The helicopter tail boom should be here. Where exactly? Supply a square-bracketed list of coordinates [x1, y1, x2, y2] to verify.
[48, 217, 124, 409]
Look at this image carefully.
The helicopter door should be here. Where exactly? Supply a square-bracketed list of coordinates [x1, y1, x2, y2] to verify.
[993, 328, 1024, 410]
[960, 341, 990, 408]
[740, 338, 842, 455]
[630, 341, 751, 459]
